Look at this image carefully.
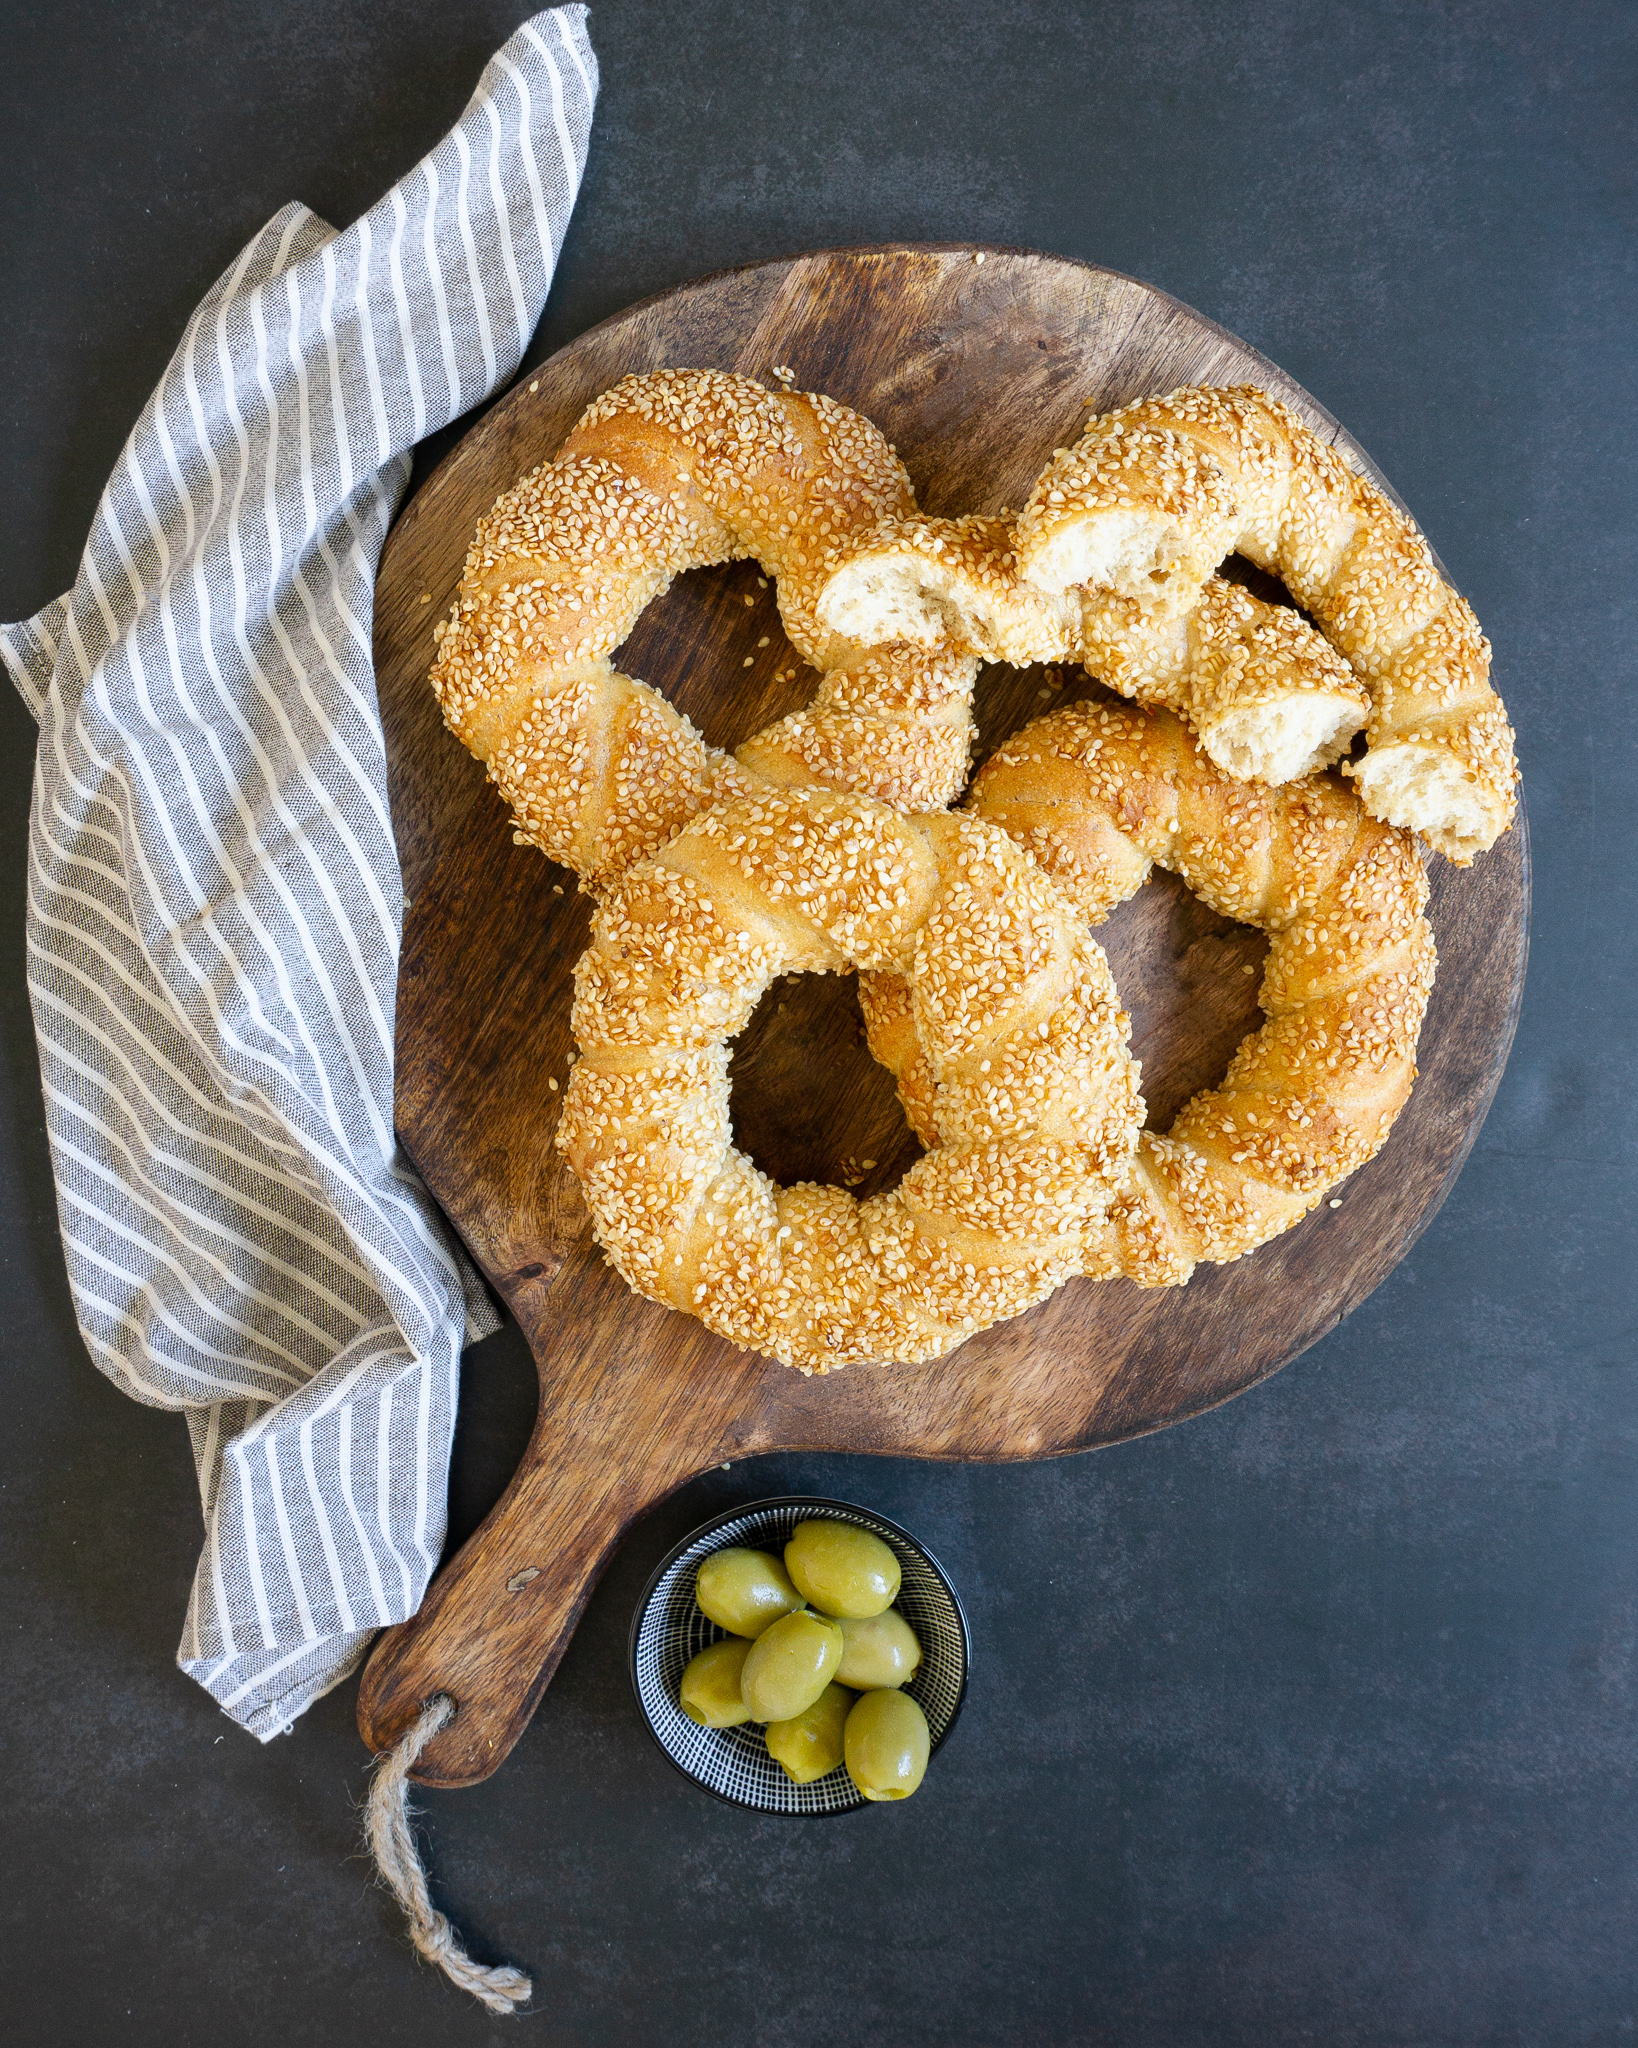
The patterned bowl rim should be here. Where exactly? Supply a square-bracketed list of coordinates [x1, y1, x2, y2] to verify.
[628, 1493, 972, 1815]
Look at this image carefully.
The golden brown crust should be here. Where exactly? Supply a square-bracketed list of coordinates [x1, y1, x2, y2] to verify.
[733, 643, 976, 809]
[431, 369, 981, 891]
[868, 697, 1436, 1287]
[556, 787, 1143, 1371]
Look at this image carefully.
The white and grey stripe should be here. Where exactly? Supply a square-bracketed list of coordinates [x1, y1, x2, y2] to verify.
[0, 7, 597, 1739]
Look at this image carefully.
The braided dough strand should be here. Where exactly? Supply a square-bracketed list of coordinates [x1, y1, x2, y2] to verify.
[431, 369, 979, 892]
[859, 699, 1434, 1288]
[968, 700, 1435, 1283]
[1014, 386, 1517, 863]
[557, 786, 1143, 1371]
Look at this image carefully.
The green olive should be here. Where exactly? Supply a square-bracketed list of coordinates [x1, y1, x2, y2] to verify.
[843, 1688, 929, 1802]
[765, 1681, 854, 1785]
[694, 1546, 803, 1638]
[739, 1607, 844, 1722]
[836, 1609, 923, 1690]
[677, 1637, 752, 1728]
[784, 1519, 901, 1619]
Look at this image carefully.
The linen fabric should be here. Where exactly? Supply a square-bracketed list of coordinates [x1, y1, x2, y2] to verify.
[0, 7, 597, 1739]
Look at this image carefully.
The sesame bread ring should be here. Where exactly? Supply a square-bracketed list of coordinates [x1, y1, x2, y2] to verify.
[430, 368, 982, 892]
[864, 698, 1435, 1288]
[554, 785, 1143, 1373]
[818, 512, 1371, 787]
[1013, 386, 1517, 863]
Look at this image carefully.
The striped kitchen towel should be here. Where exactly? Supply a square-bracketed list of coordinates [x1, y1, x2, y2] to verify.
[0, 7, 596, 1739]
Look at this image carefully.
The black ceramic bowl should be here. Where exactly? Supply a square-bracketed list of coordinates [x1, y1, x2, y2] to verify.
[630, 1494, 970, 1814]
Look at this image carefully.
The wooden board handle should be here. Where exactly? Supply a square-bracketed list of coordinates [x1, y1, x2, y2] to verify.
[355, 1242, 743, 1786]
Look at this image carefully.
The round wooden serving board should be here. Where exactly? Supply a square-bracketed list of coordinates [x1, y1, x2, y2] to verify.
[356, 245, 1529, 1787]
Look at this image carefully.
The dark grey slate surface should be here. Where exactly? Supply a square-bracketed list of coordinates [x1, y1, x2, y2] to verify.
[2, 2, 1633, 2042]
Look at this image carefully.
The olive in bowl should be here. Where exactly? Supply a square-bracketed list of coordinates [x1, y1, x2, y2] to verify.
[785, 1517, 901, 1619]
[836, 1609, 923, 1689]
[695, 1545, 803, 1638]
[740, 1608, 844, 1723]
[844, 1689, 930, 1802]
[678, 1637, 753, 1728]
[765, 1682, 854, 1785]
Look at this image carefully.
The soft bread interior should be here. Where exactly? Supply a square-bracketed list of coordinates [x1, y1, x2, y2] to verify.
[818, 555, 954, 647]
[1200, 692, 1363, 786]
[1351, 740, 1489, 862]
[1024, 510, 1189, 600]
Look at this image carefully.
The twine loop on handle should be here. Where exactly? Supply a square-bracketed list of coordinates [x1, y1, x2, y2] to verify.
[365, 1696, 532, 2016]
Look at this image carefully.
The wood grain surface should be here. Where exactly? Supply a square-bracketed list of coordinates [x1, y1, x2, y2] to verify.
[355, 246, 1530, 1787]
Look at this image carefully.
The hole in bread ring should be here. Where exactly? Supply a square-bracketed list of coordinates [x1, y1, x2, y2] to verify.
[728, 969, 924, 1201]
[939, 697, 1438, 1287]
[430, 368, 984, 893]
[555, 785, 1143, 1374]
